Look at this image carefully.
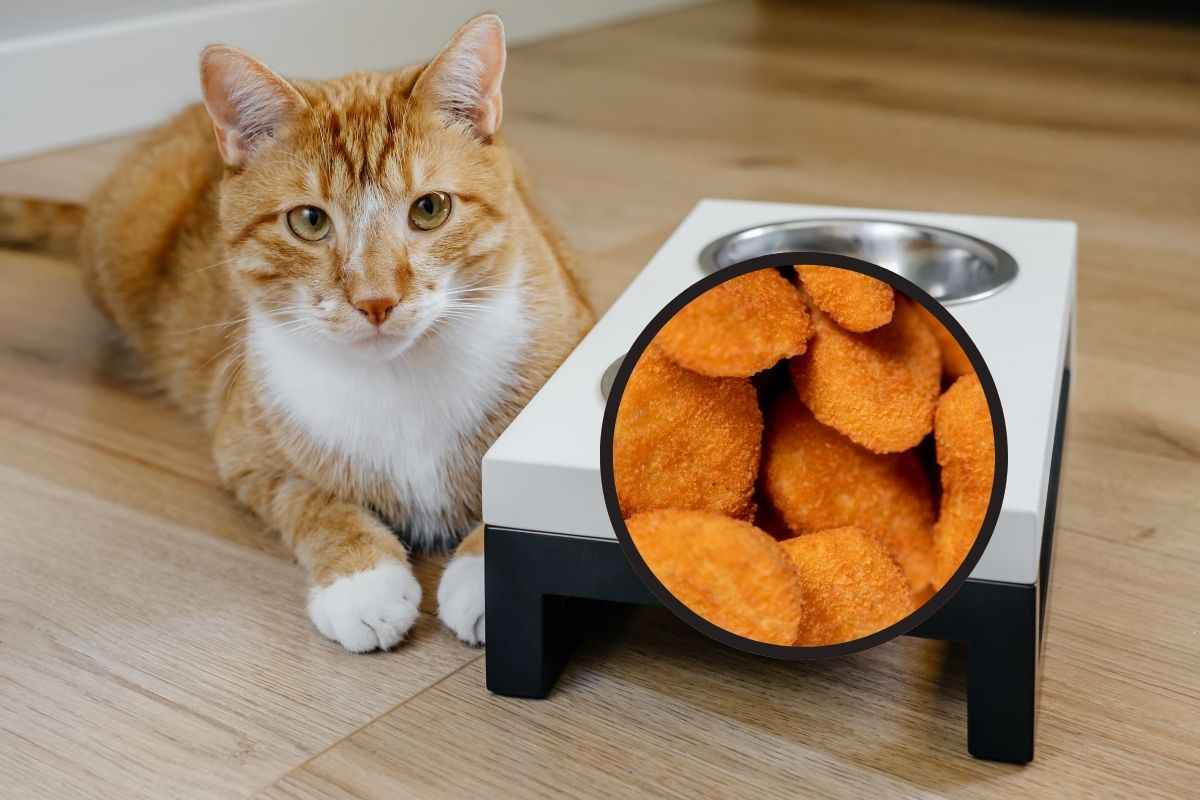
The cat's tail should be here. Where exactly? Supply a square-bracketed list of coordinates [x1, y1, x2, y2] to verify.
[0, 196, 85, 260]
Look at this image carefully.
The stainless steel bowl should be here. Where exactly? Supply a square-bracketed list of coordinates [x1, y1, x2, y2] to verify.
[601, 356, 622, 400]
[698, 219, 1018, 304]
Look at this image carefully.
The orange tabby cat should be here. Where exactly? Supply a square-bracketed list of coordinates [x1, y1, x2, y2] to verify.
[0, 14, 593, 651]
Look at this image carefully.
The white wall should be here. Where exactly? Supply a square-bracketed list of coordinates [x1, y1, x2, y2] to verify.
[5, 0, 227, 40]
[0, 0, 699, 160]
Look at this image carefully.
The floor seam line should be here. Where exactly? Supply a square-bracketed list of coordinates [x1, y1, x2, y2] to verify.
[249, 650, 486, 796]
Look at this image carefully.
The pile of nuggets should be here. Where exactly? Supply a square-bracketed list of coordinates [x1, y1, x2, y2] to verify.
[613, 266, 995, 647]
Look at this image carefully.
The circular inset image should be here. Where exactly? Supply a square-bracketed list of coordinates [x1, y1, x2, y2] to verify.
[600, 253, 1007, 659]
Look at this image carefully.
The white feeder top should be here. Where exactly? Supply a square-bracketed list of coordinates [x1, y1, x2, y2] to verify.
[483, 200, 1076, 585]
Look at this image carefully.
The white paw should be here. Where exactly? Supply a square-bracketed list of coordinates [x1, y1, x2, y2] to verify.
[307, 560, 422, 653]
[437, 554, 485, 646]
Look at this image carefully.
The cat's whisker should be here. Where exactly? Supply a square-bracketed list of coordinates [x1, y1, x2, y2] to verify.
[437, 306, 492, 320]
[441, 292, 501, 304]
[436, 303, 487, 316]
[169, 313, 259, 337]
[256, 305, 325, 325]
[192, 255, 243, 274]
[448, 285, 507, 296]
[442, 295, 500, 307]
[269, 319, 326, 336]
[201, 336, 248, 369]
[443, 280, 495, 291]
[443, 284, 505, 298]
[159, 310, 303, 341]
[441, 295, 504, 307]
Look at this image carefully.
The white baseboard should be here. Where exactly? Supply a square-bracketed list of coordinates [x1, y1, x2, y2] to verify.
[0, 0, 698, 161]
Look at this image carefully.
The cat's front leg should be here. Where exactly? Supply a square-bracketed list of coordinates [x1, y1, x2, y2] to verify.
[213, 422, 420, 652]
[298, 505, 422, 653]
[252, 471, 422, 652]
[438, 525, 485, 645]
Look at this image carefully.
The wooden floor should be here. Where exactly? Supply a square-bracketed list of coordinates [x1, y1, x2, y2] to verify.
[2, 2, 1198, 797]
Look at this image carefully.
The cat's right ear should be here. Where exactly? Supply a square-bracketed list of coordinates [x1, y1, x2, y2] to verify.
[199, 46, 305, 167]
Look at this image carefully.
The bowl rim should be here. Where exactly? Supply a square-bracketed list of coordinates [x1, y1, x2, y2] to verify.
[697, 217, 1019, 305]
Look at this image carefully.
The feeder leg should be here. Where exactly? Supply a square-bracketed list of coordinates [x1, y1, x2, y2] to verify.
[964, 581, 1040, 764]
[483, 527, 576, 698]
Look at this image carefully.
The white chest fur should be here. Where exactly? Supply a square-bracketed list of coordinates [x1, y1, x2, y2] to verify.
[249, 281, 531, 548]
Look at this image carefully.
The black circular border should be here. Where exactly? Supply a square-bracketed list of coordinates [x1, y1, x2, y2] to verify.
[599, 252, 1009, 660]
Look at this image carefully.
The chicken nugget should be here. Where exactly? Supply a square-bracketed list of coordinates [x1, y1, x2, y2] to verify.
[932, 375, 996, 588]
[655, 268, 810, 377]
[790, 296, 941, 453]
[762, 392, 936, 593]
[915, 302, 973, 379]
[626, 509, 806, 645]
[797, 265, 894, 332]
[614, 344, 762, 519]
[780, 527, 915, 645]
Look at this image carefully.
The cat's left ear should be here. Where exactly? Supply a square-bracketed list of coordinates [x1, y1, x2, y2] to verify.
[413, 13, 506, 141]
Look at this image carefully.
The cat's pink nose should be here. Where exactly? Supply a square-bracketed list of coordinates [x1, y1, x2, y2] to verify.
[354, 297, 398, 327]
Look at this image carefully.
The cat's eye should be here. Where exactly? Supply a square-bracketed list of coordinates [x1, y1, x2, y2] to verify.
[286, 206, 331, 242]
[409, 192, 452, 231]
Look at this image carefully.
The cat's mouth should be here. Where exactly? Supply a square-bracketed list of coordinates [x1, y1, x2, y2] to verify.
[346, 327, 424, 359]
[344, 312, 442, 360]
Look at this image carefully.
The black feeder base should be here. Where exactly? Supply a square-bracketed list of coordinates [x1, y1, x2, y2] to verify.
[484, 371, 1068, 765]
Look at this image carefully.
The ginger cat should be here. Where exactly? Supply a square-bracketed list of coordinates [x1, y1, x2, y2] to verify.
[0, 14, 593, 651]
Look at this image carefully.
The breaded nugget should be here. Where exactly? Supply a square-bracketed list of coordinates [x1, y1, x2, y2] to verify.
[761, 392, 936, 592]
[932, 375, 996, 588]
[614, 344, 762, 519]
[626, 509, 806, 645]
[780, 527, 915, 645]
[790, 296, 941, 453]
[655, 268, 810, 377]
[797, 265, 895, 332]
[915, 302, 973, 379]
